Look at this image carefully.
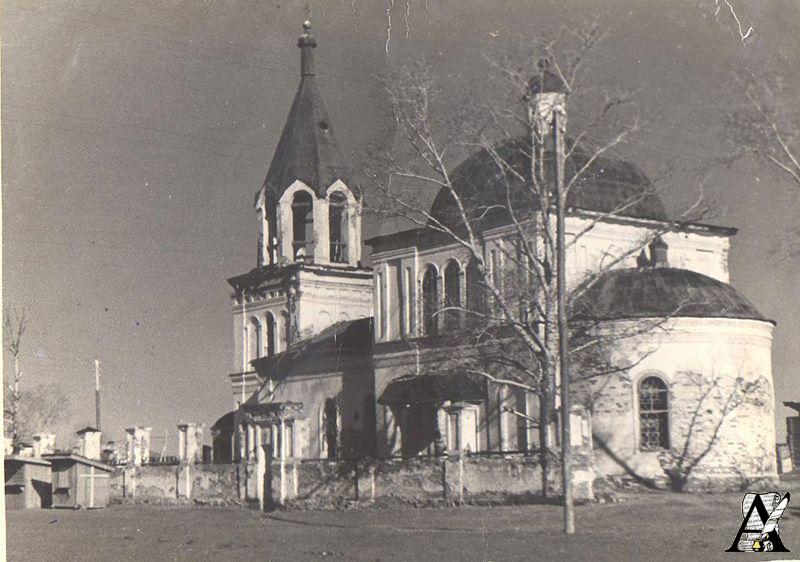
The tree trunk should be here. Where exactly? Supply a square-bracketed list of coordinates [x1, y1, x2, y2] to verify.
[11, 354, 20, 452]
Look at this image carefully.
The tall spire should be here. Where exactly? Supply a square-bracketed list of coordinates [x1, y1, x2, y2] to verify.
[298, 20, 316, 76]
[262, 21, 352, 204]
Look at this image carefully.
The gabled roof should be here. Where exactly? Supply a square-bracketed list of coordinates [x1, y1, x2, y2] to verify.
[262, 23, 351, 203]
[76, 426, 100, 435]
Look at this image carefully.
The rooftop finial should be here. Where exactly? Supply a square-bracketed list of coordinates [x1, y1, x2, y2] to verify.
[298, 21, 317, 77]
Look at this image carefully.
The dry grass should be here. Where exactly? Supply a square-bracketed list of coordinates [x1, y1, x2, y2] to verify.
[6, 488, 800, 561]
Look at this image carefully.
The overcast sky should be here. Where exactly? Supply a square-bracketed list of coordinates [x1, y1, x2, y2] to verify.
[3, 0, 798, 451]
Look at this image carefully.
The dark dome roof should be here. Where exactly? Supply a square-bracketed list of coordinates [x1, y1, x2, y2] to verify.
[429, 138, 667, 229]
[571, 267, 769, 323]
[528, 68, 568, 94]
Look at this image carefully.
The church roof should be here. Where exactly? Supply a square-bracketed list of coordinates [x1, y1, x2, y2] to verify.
[262, 22, 351, 203]
[428, 137, 667, 230]
[571, 267, 771, 323]
[251, 317, 373, 376]
[528, 58, 568, 94]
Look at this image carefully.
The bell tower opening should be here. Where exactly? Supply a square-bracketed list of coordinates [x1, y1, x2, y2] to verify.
[329, 191, 348, 263]
[292, 191, 314, 261]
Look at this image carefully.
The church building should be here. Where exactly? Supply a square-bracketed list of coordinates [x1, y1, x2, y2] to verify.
[223, 22, 779, 494]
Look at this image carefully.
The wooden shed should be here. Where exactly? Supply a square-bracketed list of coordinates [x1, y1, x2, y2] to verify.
[44, 454, 114, 509]
[4, 456, 52, 510]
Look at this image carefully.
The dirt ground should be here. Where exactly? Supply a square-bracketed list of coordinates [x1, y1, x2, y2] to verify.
[6, 491, 800, 561]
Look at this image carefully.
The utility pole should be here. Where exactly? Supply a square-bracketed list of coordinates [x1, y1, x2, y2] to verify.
[94, 358, 101, 431]
[554, 105, 574, 534]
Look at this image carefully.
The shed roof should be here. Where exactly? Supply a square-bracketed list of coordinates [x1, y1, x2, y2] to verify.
[378, 373, 486, 406]
[251, 317, 372, 376]
[4, 456, 52, 467]
[42, 454, 114, 471]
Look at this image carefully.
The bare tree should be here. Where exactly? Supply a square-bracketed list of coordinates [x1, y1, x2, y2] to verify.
[10, 383, 73, 446]
[658, 372, 771, 491]
[3, 305, 28, 451]
[725, 68, 800, 254]
[364, 20, 708, 532]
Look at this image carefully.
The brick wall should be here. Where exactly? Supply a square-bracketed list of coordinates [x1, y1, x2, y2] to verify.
[111, 463, 242, 505]
[274, 451, 594, 509]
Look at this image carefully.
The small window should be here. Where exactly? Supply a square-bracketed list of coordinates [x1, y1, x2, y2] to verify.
[422, 266, 439, 336]
[639, 376, 670, 450]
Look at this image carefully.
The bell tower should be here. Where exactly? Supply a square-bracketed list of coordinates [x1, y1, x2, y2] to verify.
[529, 57, 568, 173]
[254, 21, 363, 269]
[228, 22, 373, 411]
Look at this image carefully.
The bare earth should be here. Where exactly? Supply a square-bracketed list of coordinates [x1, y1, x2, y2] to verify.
[6, 491, 800, 561]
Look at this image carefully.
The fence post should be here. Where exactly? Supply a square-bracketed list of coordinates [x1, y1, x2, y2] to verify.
[369, 464, 376, 502]
[279, 457, 286, 504]
[354, 461, 360, 502]
[292, 461, 299, 499]
[458, 450, 464, 505]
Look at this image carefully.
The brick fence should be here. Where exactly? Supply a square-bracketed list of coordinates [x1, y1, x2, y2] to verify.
[270, 451, 595, 509]
[110, 451, 594, 509]
[111, 463, 242, 506]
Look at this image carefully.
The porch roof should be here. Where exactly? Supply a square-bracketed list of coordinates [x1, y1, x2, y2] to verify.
[378, 374, 486, 407]
[241, 401, 304, 424]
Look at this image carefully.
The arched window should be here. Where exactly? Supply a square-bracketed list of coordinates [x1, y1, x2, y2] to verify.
[466, 259, 485, 322]
[328, 192, 348, 263]
[281, 311, 291, 347]
[265, 313, 276, 356]
[443, 260, 461, 331]
[422, 265, 439, 336]
[292, 191, 314, 260]
[249, 317, 262, 361]
[639, 376, 670, 450]
[322, 398, 340, 460]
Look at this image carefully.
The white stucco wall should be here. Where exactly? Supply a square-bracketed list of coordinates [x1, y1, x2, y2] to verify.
[370, 217, 732, 344]
[578, 317, 777, 486]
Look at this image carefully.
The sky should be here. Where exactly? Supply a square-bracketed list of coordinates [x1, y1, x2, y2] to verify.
[2, 0, 798, 452]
